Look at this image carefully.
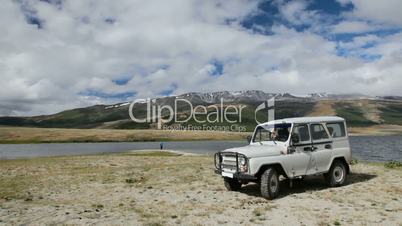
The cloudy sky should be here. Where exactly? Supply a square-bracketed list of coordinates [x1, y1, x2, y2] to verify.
[1, 0, 402, 116]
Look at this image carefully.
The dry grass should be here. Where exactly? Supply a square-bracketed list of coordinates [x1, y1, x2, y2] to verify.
[354, 99, 383, 123]
[0, 152, 401, 225]
[0, 127, 249, 144]
[307, 100, 336, 116]
[349, 124, 402, 136]
[1, 124, 402, 145]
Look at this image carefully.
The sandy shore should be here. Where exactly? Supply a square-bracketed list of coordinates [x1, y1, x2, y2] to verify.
[0, 151, 401, 226]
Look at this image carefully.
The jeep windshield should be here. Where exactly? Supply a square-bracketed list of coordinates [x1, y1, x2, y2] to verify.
[253, 123, 291, 143]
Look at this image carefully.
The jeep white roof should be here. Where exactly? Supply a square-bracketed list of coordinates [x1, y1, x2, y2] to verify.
[259, 116, 345, 127]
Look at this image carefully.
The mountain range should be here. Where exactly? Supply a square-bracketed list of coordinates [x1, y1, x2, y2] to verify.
[0, 90, 401, 131]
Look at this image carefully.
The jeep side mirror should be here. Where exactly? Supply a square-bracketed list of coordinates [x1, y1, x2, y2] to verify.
[247, 135, 252, 144]
[291, 133, 299, 144]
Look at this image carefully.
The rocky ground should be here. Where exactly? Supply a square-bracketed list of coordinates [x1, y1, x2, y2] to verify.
[0, 151, 401, 226]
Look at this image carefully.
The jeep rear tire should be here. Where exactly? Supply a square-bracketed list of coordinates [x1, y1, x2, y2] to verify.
[224, 178, 242, 191]
[260, 168, 280, 199]
[325, 160, 347, 187]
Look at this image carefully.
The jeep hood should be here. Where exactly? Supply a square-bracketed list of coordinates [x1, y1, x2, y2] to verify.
[221, 144, 285, 158]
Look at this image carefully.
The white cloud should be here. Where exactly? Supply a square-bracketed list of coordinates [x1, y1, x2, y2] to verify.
[348, 0, 402, 26]
[331, 21, 381, 34]
[277, 0, 318, 26]
[336, 0, 352, 7]
[0, 0, 402, 116]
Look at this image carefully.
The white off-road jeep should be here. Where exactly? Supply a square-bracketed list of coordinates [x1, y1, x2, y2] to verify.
[214, 116, 352, 199]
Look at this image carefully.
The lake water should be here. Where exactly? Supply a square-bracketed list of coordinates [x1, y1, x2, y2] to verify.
[0, 136, 401, 162]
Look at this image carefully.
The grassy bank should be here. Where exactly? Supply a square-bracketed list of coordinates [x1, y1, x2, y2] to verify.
[348, 124, 402, 136]
[0, 127, 249, 144]
[1, 125, 402, 144]
[0, 151, 401, 225]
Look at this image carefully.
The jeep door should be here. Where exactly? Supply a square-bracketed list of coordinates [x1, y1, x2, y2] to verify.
[309, 123, 333, 173]
[326, 121, 350, 164]
[286, 123, 311, 177]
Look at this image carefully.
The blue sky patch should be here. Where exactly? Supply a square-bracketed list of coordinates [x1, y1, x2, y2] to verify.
[239, 0, 400, 46]
[361, 41, 377, 49]
[335, 45, 382, 62]
[240, 1, 280, 35]
[105, 17, 116, 24]
[307, 0, 353, 15]
[359, 54, 382, 62]
[329, 28, 402, 43]
[79, 90, 137, 99]
[112, 76, 132, 86]
[159, 83, 178, 96]
[209, 59, 224, 76]
[26, 16, 44, 29]
[18, 1, 44, 29]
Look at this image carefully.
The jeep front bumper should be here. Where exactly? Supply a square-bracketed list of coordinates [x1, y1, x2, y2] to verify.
[214, 169, 257, 180]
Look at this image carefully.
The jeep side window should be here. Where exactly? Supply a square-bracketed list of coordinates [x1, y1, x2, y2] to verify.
[326, 122, 346, 138]
[253, 127, 269, 142]
[253, 128, 260, 142]
[293, 124, 310, 142]
[311, 124, 329, 140]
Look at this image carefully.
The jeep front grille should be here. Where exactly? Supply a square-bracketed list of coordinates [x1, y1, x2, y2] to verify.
[221, 154, 238, 173]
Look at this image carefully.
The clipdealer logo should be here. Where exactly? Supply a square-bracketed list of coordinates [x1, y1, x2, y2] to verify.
[128, 97, 275, 131]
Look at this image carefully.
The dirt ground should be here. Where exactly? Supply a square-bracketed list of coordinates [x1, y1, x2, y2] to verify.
[0, 151, 401, 226]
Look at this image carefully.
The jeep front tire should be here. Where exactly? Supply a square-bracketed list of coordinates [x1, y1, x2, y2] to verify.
[224, 178, 242, 191]
[325, 160, 347, 187]
[260, 167, 280, 199]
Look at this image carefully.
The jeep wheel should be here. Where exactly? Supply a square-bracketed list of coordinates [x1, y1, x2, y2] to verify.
[260, 168, 280, 199]
[325, 160, 347, 187]
[224, 178, 242, 191]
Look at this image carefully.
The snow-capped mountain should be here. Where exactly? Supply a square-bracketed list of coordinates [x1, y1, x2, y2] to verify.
[1, 89, 401, 129]
[178, 90, 272, 103]
[307, 93, 371, 100]
[177, 90, 306, 103]
[100, 91, 377, 111]
[176, 90, 371, 103]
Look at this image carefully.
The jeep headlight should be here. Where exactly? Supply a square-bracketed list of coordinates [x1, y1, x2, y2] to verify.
[239, 156, 246, 166]
[238, 155, 248, 172]
[214, 153, 222, 169]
